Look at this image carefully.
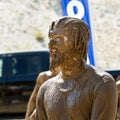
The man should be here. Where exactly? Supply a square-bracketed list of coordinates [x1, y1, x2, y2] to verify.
[36, 17, 118, 120]
[116, 80, 120, 120]
[25, 64, 60, 120]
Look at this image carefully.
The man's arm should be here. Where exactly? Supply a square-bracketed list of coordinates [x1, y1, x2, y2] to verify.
[25, 72, 47, 120]
[36, 84, 47, 120]
[91, 79, 118, 120]
[116, 81, 120, 120]
[29, 109, 36, 120]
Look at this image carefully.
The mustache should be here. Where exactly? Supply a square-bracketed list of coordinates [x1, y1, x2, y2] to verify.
[49, 46, 58, 56]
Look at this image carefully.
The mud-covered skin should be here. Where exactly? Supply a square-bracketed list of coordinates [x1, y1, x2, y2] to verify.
[48, 17, 89, 72]
[36, 66, 117, 120]
[116, 81, 120, 120]
[36, 17, 118, 120]
[25, 68, 60, 120]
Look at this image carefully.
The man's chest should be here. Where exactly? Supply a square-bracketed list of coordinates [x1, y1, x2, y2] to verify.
[43, 85, 91, 115]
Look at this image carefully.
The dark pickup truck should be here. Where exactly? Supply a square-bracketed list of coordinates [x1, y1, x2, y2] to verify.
[0, 50, 49, 114]
[0, 50, 119, 114]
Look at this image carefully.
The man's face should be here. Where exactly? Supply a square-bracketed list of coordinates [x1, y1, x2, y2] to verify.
[48, 27, 72, 70]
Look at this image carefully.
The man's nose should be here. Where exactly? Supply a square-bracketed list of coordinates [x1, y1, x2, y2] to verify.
[48, 39, 57, 46]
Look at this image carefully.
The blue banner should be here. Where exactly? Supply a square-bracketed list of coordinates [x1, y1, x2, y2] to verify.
[60, 0, 95, 65]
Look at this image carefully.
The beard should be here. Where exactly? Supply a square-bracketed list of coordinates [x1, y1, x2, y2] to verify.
[49, 52, 64, 71]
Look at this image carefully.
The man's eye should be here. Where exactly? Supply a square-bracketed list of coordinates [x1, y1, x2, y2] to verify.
[56, 37, 64, 41]
[56, 38, 60, 41]
[49, 36, 64, 43]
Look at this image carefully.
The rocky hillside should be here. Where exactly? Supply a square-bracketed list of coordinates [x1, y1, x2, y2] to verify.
[0, 0, 120, 70]
[91, 0, 120, 70]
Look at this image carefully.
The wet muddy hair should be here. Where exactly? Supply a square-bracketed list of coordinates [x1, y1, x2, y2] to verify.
[49, 16, 90, 67]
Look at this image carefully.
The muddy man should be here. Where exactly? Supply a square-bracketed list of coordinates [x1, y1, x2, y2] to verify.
[36, 17, 118, 120]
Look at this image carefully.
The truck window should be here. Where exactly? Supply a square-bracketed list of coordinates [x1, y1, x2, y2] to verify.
[0, 59, 3, 77]
[1, 51, 49, 83]
[27, 56, 41, 74]
[11, 55, 42, 76]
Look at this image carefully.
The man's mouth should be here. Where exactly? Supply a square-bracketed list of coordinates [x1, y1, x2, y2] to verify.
[50, 48, 58, 55]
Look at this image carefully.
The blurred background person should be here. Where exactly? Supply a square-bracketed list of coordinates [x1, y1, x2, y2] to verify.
[25, 57, 60, 120]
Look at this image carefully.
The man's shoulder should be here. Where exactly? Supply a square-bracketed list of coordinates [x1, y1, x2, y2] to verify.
[87, 65, 115, 83]
[38, 71, 52, 77]
[39, 74, 58, 90]
[36, 71, 53, 85]
[87, 65, 117, 93]
[116, 80, 120, 89]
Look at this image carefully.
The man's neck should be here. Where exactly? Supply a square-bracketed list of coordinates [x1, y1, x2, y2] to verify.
[60, 56, 86, 81]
